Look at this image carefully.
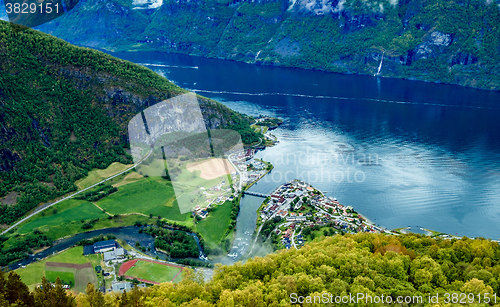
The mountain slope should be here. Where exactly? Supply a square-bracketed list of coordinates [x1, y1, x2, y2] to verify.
[0, 20, 257, 226]
[33, 0, 500, 91]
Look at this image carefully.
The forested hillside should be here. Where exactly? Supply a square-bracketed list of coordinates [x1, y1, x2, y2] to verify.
[28, 0, 500, 91]
[0, 20, 258, 226]
[2, 233, 500, 306]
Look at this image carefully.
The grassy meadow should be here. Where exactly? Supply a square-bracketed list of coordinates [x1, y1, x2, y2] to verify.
[75, 162, 133, 189]
[17, 199, 108, 235]
[195, 201, 233, 247]
[96, 177, 190, 222]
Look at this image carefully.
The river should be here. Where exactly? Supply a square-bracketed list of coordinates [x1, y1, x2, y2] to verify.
[8, 226, 205, 270]
[107, 51, 500, 250]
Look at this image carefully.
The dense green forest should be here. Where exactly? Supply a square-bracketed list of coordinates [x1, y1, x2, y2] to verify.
[143, 226, 199, 258]
[2, 233, 500, 306]
[0, 20, 259, 227]
[33, 0, 500, 90]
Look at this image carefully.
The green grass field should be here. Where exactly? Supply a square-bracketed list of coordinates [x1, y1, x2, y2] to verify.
[15, 246, 97, 291]
[172, 271, 184, 283]
[45, 271, 75, 286]
[76, 162, 132, 189]
[196, 201, 233, 247]
[48, 246, 89, 264]
[125, 261, 181, 283]
[17, 199, 107, 235]
[97, 177, 190, 221]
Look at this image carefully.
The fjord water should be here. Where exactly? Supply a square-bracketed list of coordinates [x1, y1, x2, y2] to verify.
[110, 51, 500, 240]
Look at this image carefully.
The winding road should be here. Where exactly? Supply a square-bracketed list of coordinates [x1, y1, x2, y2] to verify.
[1, 149, 153, 236]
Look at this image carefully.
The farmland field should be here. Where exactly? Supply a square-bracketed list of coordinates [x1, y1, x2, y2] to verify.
[97, 177, 190, 221]
[76, 162, 133, 189]
[45, 271, 75, 286]
[113, 172, 144, 187]
[122, 260, 182, 283]
[15, 246, 98, 291]
[196, 201, 233, 247]
[17, 200, 107, 235]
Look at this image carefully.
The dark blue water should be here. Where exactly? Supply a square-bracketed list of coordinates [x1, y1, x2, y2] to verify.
[110, 51, 500, 240]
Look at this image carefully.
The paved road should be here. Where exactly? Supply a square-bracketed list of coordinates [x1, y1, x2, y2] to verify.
[228, 153, 243, 191]
[1, 149, 153, 236]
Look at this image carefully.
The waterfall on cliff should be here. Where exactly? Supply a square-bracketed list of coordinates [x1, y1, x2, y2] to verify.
[254, 50, 261, 62]
[375, 52, 385, 76]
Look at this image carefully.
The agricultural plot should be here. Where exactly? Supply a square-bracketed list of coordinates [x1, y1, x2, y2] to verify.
[186, 158, 235, 180]
[119, 259, 183, 284]
[45, 262, 96, 293]
[17, 199, 107, 235]
[113, 172, 144, 188]
[169, 158, 234, 214]
[196, 201, 233, 247]
[96, 177, 190, 222]
[45, 270, 75, 286]
[15, 246, 98, 292]
[76, 162, 132, 189]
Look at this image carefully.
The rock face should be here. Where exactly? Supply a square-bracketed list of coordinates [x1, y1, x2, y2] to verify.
[33, 0, 500, 90]
[414, 31, 452, 60]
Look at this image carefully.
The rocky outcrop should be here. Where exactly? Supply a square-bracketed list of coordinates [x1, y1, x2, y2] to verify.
[414, 31, 452, 60]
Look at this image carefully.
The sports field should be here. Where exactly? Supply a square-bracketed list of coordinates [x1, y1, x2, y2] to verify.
[196, 201, 233, 246]
[119, 259, 183, 284]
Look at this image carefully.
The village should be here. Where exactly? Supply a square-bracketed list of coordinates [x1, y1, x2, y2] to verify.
[257, 180, 394, 250]
[191, 148, 271, 219]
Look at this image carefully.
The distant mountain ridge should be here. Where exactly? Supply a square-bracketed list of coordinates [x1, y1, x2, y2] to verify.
[16, 0, 500, 91]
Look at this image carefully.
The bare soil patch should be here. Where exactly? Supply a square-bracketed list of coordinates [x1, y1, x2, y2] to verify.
[186, 158, 235, 180]
[1, 191, 18, 206]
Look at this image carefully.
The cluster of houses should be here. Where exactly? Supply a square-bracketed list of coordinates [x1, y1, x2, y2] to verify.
[234, 148, 255, 161]
[259, 180, 314, 221]
[192, 194, 235, 219]
[258, 180, 384, 250]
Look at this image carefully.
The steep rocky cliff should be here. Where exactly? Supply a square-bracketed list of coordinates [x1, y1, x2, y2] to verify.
[26, 0, 500, 90]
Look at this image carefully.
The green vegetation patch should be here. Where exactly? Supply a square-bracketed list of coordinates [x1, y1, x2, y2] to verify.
[45, 271, 75, 287]
[125, 260, 181, 283]
[15, 246, 96, 291]
[76, 162, 133, 189]
[97, 177, 189, 222]
[17, 199, 108, 235]
[196, 201, 233, 247]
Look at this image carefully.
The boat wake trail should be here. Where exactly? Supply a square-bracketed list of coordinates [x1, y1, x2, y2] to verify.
[138, 63, 199, 69]
[189, 89, 499, 110]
